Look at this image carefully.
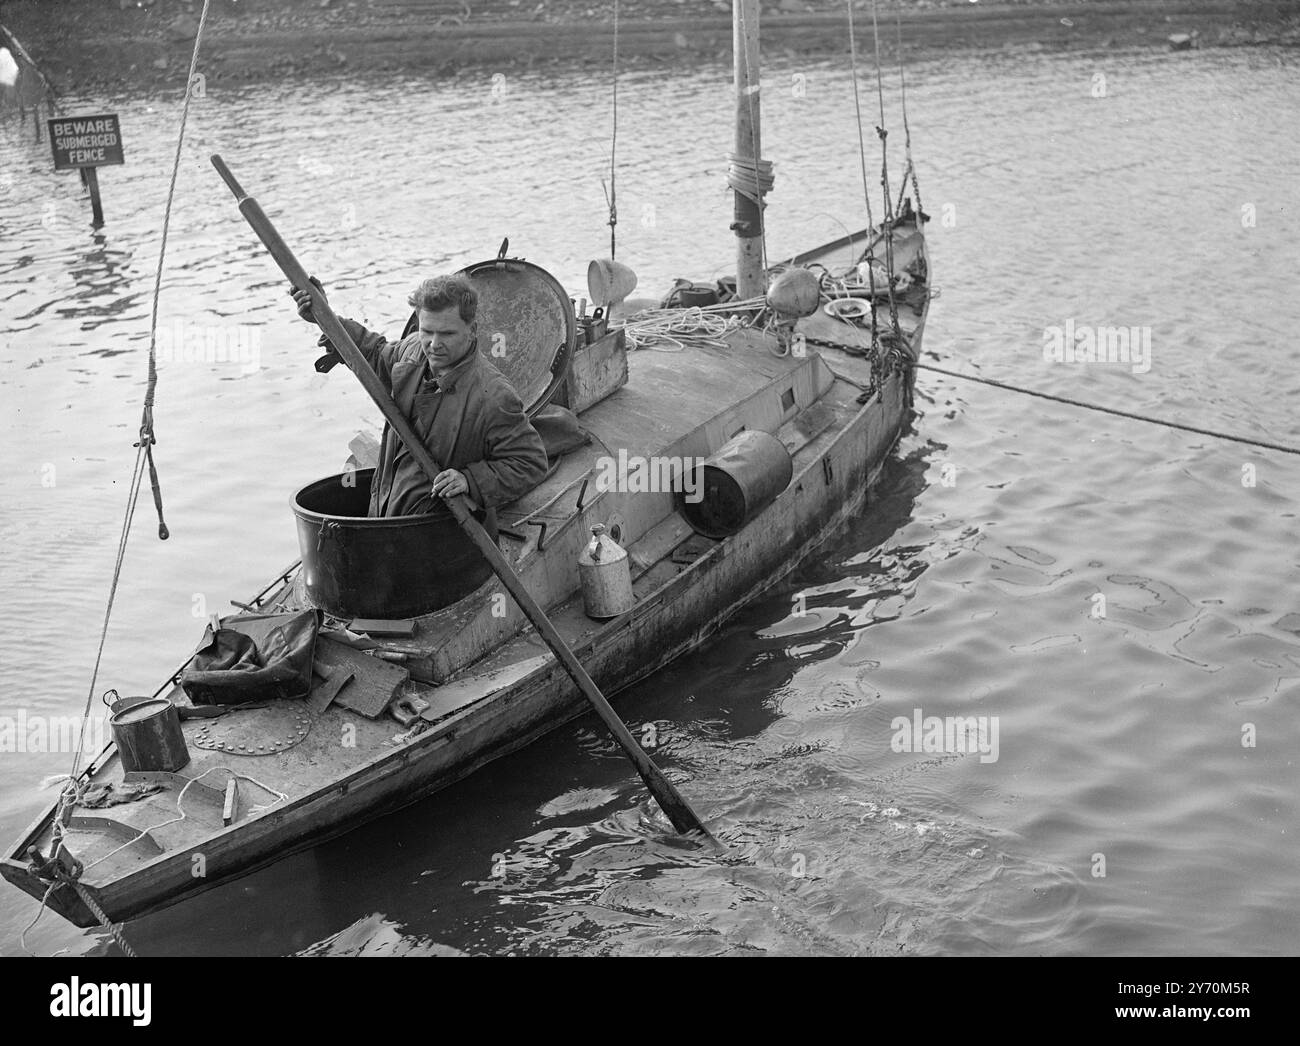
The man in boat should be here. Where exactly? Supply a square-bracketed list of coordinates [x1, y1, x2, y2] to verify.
[291, 274, 548, 523]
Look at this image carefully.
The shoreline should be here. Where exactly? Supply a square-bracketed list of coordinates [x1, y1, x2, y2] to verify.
[1, 0, 1297, 94]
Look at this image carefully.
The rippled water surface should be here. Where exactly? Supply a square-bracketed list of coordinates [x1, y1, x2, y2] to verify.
[2, 44, 1298, 956]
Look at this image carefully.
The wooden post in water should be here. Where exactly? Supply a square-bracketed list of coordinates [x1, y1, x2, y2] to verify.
[84, 167, 104, 227]
[732, 0, 764, 300]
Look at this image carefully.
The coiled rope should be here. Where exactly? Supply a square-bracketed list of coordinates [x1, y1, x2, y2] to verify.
[28, 0, 214, 960]
[726, 153, 775, 206]
[83, 767, 288, 875]
[620, 298, 767, 352]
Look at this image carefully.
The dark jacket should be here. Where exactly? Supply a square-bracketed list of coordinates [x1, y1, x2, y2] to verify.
[335, 318, 548, 518]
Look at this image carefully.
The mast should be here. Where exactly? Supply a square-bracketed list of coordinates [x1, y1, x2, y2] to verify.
[732, 0, 766, 299]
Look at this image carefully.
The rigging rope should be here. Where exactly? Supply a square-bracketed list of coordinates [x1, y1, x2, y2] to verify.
[34, 0, 214, 960]
[845, 0, 880, 357]
[893, 0, 923, 217]
[605, 0, 619, 258]
[868, 0, 903, 342]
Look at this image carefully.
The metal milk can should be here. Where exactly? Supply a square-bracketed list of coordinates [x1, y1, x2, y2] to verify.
[578, 523, 634, 619]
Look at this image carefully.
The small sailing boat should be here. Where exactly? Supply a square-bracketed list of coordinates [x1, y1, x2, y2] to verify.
[4, 0, 931, 934]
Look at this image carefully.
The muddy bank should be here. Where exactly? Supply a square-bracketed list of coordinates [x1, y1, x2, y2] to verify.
[2, 0, 1297, 94]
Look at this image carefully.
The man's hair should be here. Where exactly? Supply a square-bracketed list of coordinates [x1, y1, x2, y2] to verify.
[408, 275, 477, 324]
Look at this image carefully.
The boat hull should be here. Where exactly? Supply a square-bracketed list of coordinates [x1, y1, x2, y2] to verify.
[4, 206, 931, 931]
[2, 363, 912, 930]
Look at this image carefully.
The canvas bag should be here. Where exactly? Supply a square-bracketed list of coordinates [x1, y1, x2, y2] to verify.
[181, 609, 322, 706]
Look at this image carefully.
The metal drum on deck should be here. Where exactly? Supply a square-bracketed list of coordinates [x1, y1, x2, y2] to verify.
[680, 430, 793, 539]
[291, 469, 494, 619]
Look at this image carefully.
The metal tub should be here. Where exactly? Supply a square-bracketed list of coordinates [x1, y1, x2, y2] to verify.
[291, 469, 493, 618]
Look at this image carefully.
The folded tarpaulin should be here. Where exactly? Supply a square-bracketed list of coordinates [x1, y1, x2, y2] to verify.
[181, 609, 323, 706]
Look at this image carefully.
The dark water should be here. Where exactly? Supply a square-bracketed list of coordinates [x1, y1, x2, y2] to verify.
[2, 44, 1298, 956]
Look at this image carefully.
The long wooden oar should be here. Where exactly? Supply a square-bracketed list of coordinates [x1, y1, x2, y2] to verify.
[210, 154, 713, 841]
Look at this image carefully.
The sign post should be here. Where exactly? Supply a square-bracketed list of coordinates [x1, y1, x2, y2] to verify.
[47, 113, 124, 227]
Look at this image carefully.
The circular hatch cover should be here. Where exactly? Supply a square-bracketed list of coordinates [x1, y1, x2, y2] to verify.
[402, 251, 576, 418]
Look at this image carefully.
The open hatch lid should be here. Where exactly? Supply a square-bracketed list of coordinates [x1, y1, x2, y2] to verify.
[402, 242, 576, 418]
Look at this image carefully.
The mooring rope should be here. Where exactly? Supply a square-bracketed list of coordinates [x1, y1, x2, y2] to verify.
[822, 336, 1300, 457]
[34, 0, 214, 959]
[910, 360, 1300, 456]
[19, 880, 65, 957]
[71, 882, 139, 958]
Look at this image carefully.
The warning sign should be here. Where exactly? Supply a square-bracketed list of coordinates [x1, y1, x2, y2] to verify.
[47, 114, 124, 170]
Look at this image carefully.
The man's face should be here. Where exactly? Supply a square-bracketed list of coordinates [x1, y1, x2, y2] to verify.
[417, 306, 476, 372]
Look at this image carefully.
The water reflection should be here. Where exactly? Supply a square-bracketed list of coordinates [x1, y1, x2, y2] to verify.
[64, 230, 140, 334]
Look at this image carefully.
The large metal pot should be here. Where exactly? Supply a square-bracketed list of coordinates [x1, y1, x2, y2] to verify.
[291, 469, 494, 618]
